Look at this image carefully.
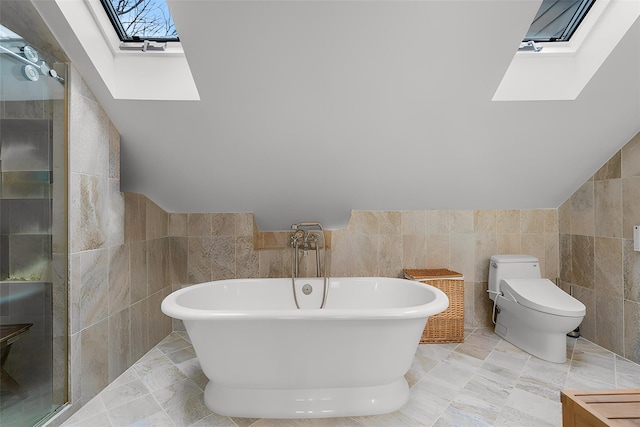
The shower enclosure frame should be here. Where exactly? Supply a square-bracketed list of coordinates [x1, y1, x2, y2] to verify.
[0, 23, 68, 427]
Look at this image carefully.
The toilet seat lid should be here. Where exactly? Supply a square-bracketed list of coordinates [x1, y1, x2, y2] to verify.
[500, 278, 586, 317]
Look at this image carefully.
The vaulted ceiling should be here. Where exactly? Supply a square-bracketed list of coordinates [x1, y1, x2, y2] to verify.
[34, 0, 640, 229]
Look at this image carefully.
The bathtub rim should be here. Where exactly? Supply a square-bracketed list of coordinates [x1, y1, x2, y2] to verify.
[161, 276, 449, 321]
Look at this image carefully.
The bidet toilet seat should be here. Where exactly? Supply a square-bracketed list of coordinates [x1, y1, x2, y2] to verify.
[500, 278, 586, 317]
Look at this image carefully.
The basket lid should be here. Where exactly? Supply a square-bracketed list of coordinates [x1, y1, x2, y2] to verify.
[404, 268, 463, 280]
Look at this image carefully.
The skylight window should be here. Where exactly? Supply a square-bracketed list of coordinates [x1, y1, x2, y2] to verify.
[100, 0, 178, 42]
[524, 0, 596, 42]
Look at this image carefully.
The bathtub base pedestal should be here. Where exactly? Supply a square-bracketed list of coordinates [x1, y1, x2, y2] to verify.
[205, 377, 410, 419]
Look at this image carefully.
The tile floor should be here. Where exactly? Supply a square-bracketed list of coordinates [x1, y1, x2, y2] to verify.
[62, 328, 640, 426]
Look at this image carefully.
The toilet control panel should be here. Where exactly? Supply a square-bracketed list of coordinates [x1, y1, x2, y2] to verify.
[635, 226, 640, 251]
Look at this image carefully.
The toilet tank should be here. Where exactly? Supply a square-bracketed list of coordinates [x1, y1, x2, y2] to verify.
[488, 255, 541, 299]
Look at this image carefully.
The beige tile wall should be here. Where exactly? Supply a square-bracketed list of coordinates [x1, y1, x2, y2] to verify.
[167, 208, 559, 329]
[67, 67, 171, 411]
[123, 193, 172, 358]
[559, 131, 640, 364]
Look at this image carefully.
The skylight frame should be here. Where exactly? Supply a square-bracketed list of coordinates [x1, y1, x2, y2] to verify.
[100, 0, 179, 43]
[524, 0, 597, 43]
[494, 0, 639, 102]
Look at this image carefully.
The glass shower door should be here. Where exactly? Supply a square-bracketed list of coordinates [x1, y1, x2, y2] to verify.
[0, 24, 67, 427]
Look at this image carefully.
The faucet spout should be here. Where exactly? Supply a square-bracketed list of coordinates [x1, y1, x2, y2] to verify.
[291, 222, 324, 231]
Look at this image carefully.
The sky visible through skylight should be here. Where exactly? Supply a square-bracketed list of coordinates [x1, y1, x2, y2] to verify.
[103, 0, 178, 41]
[524, 0, 595, 42]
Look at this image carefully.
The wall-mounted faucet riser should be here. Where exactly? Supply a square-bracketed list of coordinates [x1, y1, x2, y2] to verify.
[290, 223, 328, 309]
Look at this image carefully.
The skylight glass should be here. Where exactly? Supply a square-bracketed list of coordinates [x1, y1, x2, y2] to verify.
[524, 0, 596, 42]
[100, 0, 178, 42]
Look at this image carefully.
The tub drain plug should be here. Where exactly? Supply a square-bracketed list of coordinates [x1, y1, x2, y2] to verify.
[302, 284, 312, 295]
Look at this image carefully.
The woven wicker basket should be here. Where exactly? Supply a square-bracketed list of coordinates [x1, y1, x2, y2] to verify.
[403, 268, 464, 344]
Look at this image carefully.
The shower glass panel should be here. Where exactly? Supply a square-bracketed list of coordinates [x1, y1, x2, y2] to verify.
[0, 24, 67, 427]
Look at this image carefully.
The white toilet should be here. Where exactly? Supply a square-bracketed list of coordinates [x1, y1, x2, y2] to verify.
[488, 255, 585, 363]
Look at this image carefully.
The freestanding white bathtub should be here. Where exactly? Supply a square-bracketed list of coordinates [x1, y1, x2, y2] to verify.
[161, 277, 449, 419]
